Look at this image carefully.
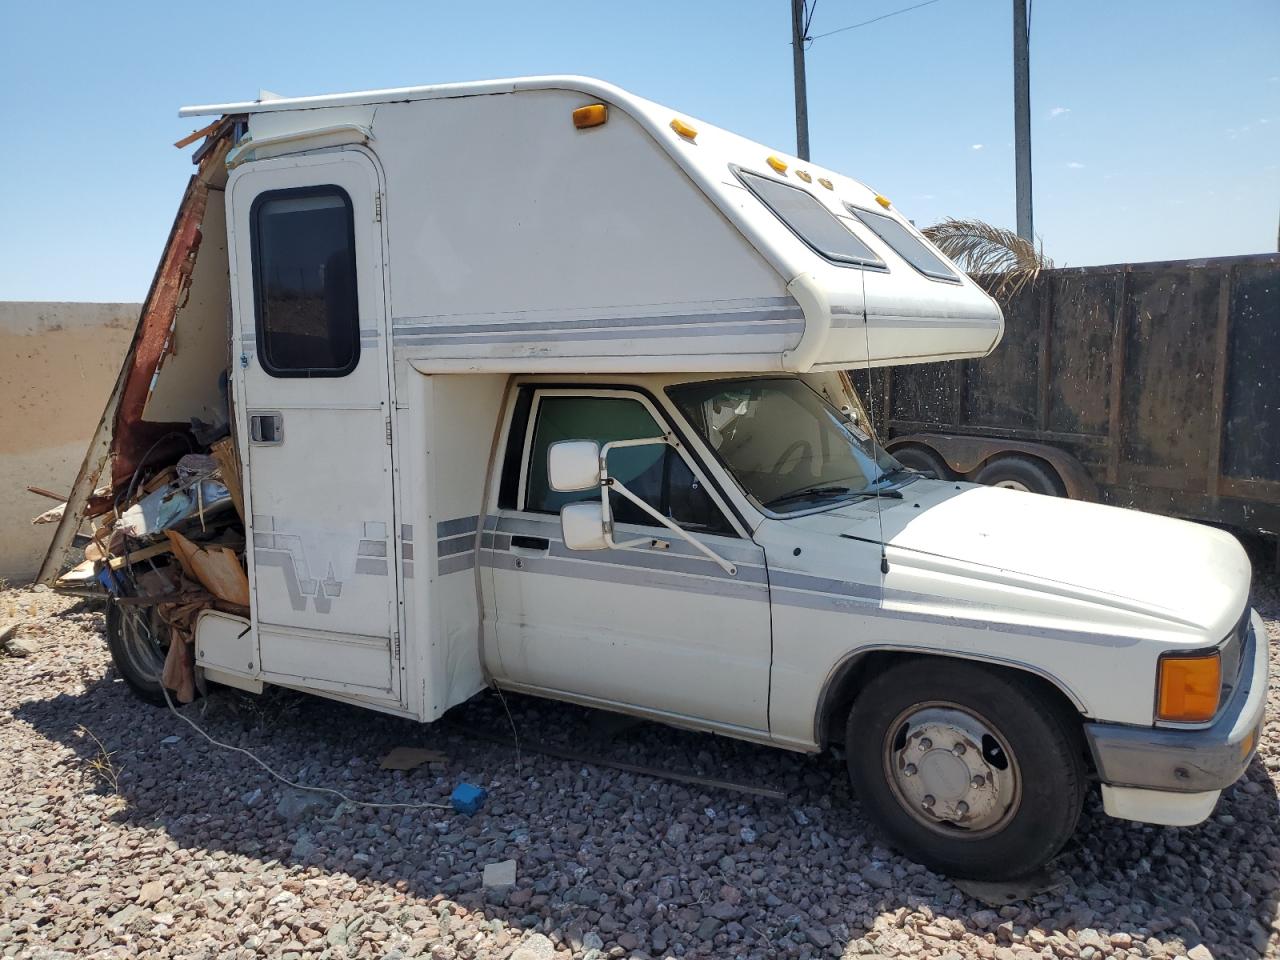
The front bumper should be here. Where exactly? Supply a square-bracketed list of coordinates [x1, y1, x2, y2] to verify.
[1084, 609, 1269, 824]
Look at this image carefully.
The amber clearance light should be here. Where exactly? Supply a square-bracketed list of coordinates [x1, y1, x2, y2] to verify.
[572, 104, 608, 129]
[1156, 652, 1221, 723]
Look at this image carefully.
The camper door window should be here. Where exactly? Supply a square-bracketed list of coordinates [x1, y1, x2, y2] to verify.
[521, 392, 730, 535]
[734, 169, 884, 269]
[250, 186, 361, 377]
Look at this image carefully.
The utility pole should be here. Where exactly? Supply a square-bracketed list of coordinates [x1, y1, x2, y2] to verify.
[1012, 0, 1033, 241]
[791, 0, 810, 161]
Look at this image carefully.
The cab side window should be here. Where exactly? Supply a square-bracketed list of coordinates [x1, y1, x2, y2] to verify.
[523, 393, 731, 535]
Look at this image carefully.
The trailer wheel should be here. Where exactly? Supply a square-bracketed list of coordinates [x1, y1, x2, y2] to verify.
[845, 658, 1085, 880]
[973, 455, 1065, 496]
[106, 603, 172, 706]
[891, 445, 953, 480]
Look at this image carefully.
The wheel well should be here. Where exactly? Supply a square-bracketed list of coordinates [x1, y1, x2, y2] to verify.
[972, 451, 1063, 484]
[817, 650, 1088, 758]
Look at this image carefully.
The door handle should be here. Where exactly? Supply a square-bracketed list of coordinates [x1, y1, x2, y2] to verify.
[249, 412, 283, 444]
[510, 535, 550, 552]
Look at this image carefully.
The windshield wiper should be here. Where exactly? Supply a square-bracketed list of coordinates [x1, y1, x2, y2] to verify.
[871, 465, 919, 486]
[766, 485, 903, 509]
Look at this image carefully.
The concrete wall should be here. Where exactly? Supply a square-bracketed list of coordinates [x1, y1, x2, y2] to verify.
[1, 302, 139, 584]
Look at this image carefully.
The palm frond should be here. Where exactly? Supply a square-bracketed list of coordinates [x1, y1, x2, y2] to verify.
[922, 218, 1053, 299]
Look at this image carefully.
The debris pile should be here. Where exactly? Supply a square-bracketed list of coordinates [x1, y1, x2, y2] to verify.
[40, 436, 248, 702]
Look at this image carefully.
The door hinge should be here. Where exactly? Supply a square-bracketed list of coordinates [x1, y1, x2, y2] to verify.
[375, 193, 383, 222]
[385, 416, 392, 444]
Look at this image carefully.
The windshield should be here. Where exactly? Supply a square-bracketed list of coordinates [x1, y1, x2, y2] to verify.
[668, 377, 902, 512]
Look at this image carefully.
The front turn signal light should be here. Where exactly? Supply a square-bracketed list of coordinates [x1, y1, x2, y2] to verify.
[1156, 652, 1221, 723]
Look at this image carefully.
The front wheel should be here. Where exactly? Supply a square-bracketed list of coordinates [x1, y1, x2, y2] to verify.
[106, 603, 172, 705]
[845, 658, 1086, 879]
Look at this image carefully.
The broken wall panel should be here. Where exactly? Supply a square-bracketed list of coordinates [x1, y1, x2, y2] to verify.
[38, 135, 234, 583]
[141, 195, 231, 428]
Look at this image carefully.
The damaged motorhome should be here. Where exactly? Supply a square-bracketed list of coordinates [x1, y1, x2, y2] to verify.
[42, 77, 1267, 879]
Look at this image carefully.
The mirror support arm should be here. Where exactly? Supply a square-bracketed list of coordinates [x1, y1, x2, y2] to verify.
[598, 437, 738, 576]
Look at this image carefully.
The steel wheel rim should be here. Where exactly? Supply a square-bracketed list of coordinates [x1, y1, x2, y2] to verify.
[881, 700, 1022, 839]
[118, 606, 169, 685]
[993, 479, 1031, 492]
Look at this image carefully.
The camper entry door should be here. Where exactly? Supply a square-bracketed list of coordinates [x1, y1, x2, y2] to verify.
[228, 149, 402, 704]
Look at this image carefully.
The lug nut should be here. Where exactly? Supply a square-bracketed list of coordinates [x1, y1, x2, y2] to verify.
[956, 801, 969, 816]
[971, 775, 985, 787]
[904, 764, 917, 777]
[922, 795, 935, 809]
[952, 743, 967, 756]
[919, 738, 933, 750]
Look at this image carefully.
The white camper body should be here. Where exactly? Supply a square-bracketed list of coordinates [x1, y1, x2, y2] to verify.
[184, 76, 1004, 720]
[49, 77, 1266, 880]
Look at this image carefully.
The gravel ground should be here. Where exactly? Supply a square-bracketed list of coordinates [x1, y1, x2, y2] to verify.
[1, 568, 1278, 960]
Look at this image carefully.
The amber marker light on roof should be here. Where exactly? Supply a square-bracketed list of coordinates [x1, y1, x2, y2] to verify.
[766, 155, 788, 174]
[1156, 652, 1221, 723]
[818, 177, 834, 190]
[795, 170, 812, 183]
[572, 104, 608, 129]
[875, 194, 892, 209]
[670, 118, 698, 140]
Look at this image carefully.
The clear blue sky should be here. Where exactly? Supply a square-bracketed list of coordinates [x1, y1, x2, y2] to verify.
[1, 0, 1276, 302]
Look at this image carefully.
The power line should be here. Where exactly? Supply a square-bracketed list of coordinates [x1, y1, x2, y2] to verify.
[809, 0, 945, 42]
[802, 0, 819, 39]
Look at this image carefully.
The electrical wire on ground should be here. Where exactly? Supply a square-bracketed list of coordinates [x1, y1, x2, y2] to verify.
[159, 674, 453, 813]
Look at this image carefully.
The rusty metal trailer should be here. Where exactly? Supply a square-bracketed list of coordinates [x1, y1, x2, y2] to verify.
[856, 253, 1280, 548]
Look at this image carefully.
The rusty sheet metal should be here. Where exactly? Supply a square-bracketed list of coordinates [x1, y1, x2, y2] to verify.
[37, 135, 232, 584]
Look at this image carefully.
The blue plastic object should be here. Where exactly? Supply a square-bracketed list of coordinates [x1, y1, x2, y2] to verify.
[451, 783, 488, 815]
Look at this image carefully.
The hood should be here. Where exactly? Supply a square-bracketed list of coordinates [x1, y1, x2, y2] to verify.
[795, 480, 1251, 639]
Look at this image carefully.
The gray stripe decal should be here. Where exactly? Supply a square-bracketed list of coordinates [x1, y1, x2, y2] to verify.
[490, 515, 764, 566]
[481, 532, 512, 551]
[830, 313, 1000, 330]
[394, 296, 796, 327]
[355, 558, 388, 576]
[394, 320, 803, 347]
[483, 550, 768, 602]
[437, 516, 479, 538]
[477, 517, 1136, 648]
[537, 540, 767, 584]
[489, 514, 557, 539]
[357, 540, 387, 558]
[392, 306, 802, 337]
[770, 586, 1139, 647]
[438, 535, 476, 558]
[401, 524, 414, 542]
[769, 569, 878, 601]
[403, 560, 414, 579]
[439, 552, 476, 575]
[402, 543, 414, 560]
[254, 549, 306, 612]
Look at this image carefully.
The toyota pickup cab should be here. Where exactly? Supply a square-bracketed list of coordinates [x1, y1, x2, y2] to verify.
[42, 77, 1267, 880]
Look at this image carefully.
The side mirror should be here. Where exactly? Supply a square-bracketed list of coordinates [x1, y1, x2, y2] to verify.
[561, 501, 608, 551]
[548, 440, 601, 493]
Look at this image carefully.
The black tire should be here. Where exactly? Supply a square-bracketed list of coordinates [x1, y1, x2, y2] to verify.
[972, 455, 1065, 496]
[106, 603, 172, 706]
[891, 445, 953, 480]
[845, 658, 1085, 880]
